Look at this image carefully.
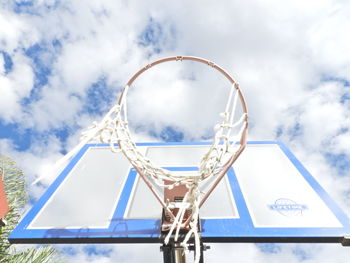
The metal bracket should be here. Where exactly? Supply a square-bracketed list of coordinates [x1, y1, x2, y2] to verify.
[342, 235, 350, 246]
[207, 61, 215, 67]
[144, 63, 152, 70]
[160, 241, 210, 263]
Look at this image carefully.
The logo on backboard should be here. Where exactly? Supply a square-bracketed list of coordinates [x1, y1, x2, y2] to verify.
[268, 198, 308, 217]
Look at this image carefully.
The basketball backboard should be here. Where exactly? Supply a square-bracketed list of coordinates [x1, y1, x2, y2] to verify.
[9, 141, 350, 245]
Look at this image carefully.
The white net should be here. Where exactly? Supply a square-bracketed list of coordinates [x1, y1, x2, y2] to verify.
[79, 82, 247, 263]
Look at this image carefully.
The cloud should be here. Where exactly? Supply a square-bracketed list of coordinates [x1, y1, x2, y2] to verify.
[308, 3, 350, 79]
[0, 52, 34, 121]
[0, 8, 40, 51]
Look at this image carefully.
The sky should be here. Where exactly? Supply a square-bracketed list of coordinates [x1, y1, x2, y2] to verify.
[0, 0, 350, 262]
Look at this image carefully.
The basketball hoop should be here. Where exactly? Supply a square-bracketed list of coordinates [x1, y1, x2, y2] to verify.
[79, 56, 248, 262]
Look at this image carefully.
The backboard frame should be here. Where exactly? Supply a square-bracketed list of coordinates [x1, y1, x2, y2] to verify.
[9, 141, 350, 245]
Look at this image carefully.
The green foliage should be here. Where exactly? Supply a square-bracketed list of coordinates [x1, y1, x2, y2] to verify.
[0, 154, 64, 263]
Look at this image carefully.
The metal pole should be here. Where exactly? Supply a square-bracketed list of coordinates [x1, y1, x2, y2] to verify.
[174, 243, 186, 263]
[161, 243, 187, 263]
[161, 244, 174, 263]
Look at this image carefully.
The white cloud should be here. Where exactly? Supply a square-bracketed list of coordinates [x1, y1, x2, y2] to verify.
[0, 52, 34, 121]
[0, 10, 40, 52]
[308, 3, 350, 78]
[298, 81, 348, 149]
[0, 75, 19, 119]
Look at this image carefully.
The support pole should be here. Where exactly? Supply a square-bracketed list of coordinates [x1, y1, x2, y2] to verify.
[174, 243, 187, 263]
[161, 243, 186, 263]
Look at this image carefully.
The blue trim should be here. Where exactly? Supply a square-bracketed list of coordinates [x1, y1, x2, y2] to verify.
[112, 169, 137, 219]
[226, 168, 252, 226]
[9, 141, 350, 243]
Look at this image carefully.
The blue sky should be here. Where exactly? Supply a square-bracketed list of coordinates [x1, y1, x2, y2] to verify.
[1, 0, 350, 262]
